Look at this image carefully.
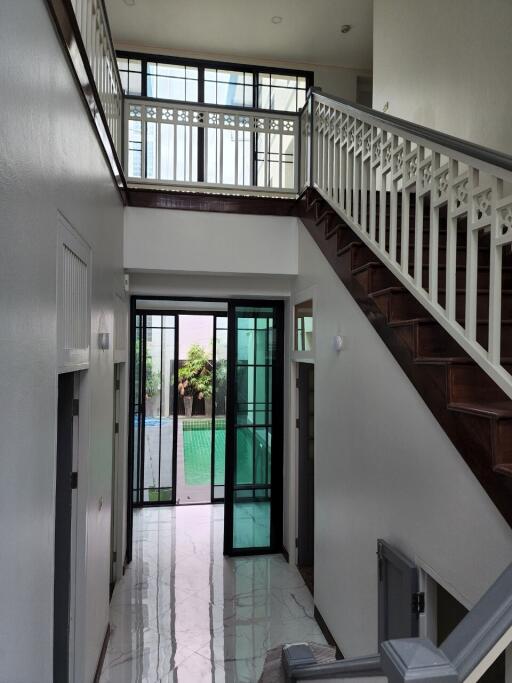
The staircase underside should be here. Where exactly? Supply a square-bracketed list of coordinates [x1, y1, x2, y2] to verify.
[298, 188, 512, 528]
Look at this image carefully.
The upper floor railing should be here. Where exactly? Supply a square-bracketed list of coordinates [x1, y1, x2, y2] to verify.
[125, 97, 299, 196]
[69, 0, 123, 157]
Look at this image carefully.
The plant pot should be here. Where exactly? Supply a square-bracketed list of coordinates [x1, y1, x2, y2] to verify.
[184, 395, 193, 417]
[204, 397, 212, 417]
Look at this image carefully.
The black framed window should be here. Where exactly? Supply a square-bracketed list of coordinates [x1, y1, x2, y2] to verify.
[117, 51, 313, 113]
[204, 68, 254, 108]
[117, 56, 142, 96]
[258, 73, 307, 112]
[147, 62, 199, 102]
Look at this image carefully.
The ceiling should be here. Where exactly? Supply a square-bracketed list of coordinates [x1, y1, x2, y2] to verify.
[105, 0, 373, 71]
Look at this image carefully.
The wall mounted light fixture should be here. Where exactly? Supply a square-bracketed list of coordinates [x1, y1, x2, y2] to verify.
[98, 332, 110, 350]
[333, 335, 345, 352]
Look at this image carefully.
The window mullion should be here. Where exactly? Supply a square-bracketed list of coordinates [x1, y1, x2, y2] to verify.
[142, 56, 147, 97]
[197, 66, 205, 182]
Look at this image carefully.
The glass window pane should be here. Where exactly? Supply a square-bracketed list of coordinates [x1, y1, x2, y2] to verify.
[255, 427, 269, 484]
[158, 63, 185, 78]
[258, 85, 270, 109]
[236, 428, 254, 484]
[186, 80, 198, 102]
[156, 76, 172, 100]
[271, 74, 297, 88]
[244, 85, 253, 107]
[170, 77, 185, 100]
[204, 81, 216, 103]
[129, 59, 141, 72]
[295, 300, 313, 351]
[128, 72, 141, 95]
[271, 87, 296, 111]
[233, 500, 270, 548]
[147, 74, 157, 97]
[159, 327, 175, 489]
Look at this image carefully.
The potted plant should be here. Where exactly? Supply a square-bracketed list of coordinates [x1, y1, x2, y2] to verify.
[178, 344, 213, 418]
[179, 377, 194, 417]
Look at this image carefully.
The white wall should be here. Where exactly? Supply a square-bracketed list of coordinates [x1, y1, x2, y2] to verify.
[0, 2, 125, 682]
[373, 0, 512, 154]
[124, 208, 299, 276]
[291, 224, 512, 655]
[115, 41, 370, 102]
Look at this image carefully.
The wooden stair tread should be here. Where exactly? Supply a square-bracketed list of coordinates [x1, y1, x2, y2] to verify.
[493, 464, 512, 476]
[448, 401, 512, 418]
[355, 261, 512, 274]
[371, 286, 512, 296]
[389, 317, 512, 328]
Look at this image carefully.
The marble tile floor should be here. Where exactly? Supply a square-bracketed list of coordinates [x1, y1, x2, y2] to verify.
[100, 504, 326, 683]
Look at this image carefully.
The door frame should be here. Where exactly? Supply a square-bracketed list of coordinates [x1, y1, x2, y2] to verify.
[54, 371, 80, 683]
[297, 362, 314, 574]
[223, 298, 285, 556]
[131, 310, 180, 508]
[127, 295, 285, 563]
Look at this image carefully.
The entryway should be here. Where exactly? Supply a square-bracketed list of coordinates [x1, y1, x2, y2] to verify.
[128, 297, 284, 558]
[297, 362, 314, 594]
[54, 371, 80, 683]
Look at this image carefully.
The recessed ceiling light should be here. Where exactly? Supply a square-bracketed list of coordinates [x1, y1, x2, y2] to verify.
[271, 16, 283, 24]
[340, 24, 352, 33]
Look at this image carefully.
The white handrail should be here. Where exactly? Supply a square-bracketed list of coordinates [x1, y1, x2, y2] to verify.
[125, 98, 299, 195]
[306, 90, 512, 399]
[70, 0, 123, 158]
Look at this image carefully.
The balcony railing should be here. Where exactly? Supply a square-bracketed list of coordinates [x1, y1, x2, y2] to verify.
[125, 98, 299, 195]
[69, 0, 123, 157]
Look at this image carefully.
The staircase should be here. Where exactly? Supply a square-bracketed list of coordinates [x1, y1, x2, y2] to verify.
[298, 187, 512, 526]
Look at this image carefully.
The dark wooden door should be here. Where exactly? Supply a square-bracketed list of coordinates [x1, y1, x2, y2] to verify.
[54, 372, 76, 683]
[297, 363, 314, 580]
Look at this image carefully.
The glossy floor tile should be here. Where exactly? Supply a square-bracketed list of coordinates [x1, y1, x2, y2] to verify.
[100, 505, 325, 682]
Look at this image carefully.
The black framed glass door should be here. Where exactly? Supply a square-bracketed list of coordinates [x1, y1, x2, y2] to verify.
[224, 301, 284, 555]
[132, 313, 179, 505]
[212, 315, 228, 502]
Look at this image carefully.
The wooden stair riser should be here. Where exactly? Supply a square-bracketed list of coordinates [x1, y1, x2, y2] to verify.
[448, 364, 510, 404]
[370, 289, 426, 322]
[372, 288, 512, 322]
[353, 264, 400, 294]
[493, 421, 512, 470]
[392, 320, 512, 361]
